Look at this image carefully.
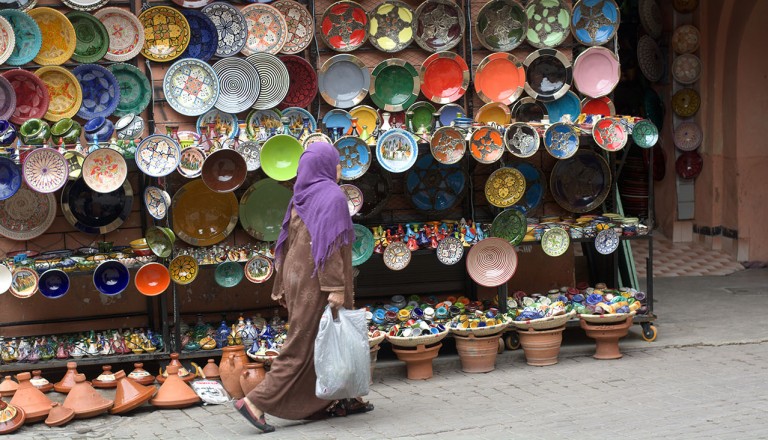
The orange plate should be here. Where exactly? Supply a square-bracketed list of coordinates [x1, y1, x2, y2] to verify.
[134, 262, 171, 296]
[419, 51, 469, 104]
[474, 52, 525, 105]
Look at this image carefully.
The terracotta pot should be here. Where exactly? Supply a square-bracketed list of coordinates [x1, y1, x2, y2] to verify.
[239, 363, 266, 395]
[44, 402, 74, 427]
[30, 371, 53, 393]
[151, 365, 200, 409]
[517, 326, 565, 366]
[369, 345, 381, 385]
[62, 374, 113, 419]
[0, 375, 18, 397]
[128, 363, 155, 386]
[392, 343, 442, 380]
[92, 365, 118, 389]
[54, 361, 81, 393]
[580, 317, 633, 360]
[157, 353, 194, 384]
[219, 345, 247, 399]
[110, 370, 157, 415]
[454, 334, 500, 373]
[202, 359, 220, 379]
[0, 397, 25, 434]
[10, 372, 53, 423]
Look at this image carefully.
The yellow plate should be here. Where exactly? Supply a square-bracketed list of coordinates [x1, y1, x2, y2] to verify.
[484, 167, 525, 208]
[475, 102, 511, 125]
[138, 6, 190, 62]
[34, 66, 82, 122]
[349, 105, 380, 135]
[28, 7, 76, 66]
[169, 254, 198, 285]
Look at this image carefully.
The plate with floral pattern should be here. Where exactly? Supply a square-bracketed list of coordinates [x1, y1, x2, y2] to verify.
[0, 10, 40, 66]
[320, 1, 368, 52]
[202, 2, 247, 58]
[631, 119, 659, 149]
[163, 58, 220, 117]
[383, 241, 411, 271]
[144, 185, 171, 220]
[672, 24, 699, 54]
[673, 121, 702, 151]
[571, 0, 620, 46]
[592, 117, 627, 152]
[272, 0, 314, 55]
[595, 228, 619, 254]
[3, 69, 48, 125]
[245, 255, 273, 283]
[28, 7, 76, 66]
[0, 16, 14, 66]
[504, 122, 540, 158]
[66, 11, 109, 64]
[672, 88, 700, 117]
[672, 53, 701, 85]
[436, 236, 463, 265]
[340, 183, 363, 216]
[73, 64, 120, 119]
[485, 166, 525, 208]
[541, 227, 569, 257]
[376, 128, 418, 173]
[241, 3, 287, 56]
[180, 9, 218, 61]
[367, 1, 415, 53]
[34, 66, 82, 122]
[135, 135, 182, 177]
[469, 126, 505, 164]
[94, 7, 145, 62]
[139, 6, 190, 62]
[82, 148, 127, 193]
[0, 183, 55, 241]
[170, 255, 198, 285]
[22, 147, 69, 194]
[525, 0, 570, 49]
[414, 0, 464, 52]
[544, 122, 579, 159]
[476, 0, 526, 52]
[491, 208, 527, 246]
[352, 223, 374, 266]
[336, 135, 371, 180]
[430, 126, 466, 165]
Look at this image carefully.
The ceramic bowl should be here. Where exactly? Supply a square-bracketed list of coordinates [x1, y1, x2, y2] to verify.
[115, 113, 144, 140]
[38, 269, 70, 299]
[19, 118, 50, 145]
[0, 120, 16, 146]
[169, 254, 198, 285]
[145, 226, 175, 258]
[93, 260, 130, 296]
[134, 262, 171, 296]
[259, 134, 303, 181]
[130, 238, 148, 249]
[83, 117, 114, 143]
[214, 261, 243, 288]
[50, 118, 82, 146]
[0, 264, 11, 294]
[201, 149, 247, 193]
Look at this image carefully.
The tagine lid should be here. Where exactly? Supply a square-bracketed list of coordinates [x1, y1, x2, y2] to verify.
[151, 365, 201, 408]
[53, 361, 80, 393]
[110, 370, 157, 415]
[0, 398, 25, 434]
[44, 402, 74, 427]
[9, 372, 52, 422]
[92, 365, 118, 388]
[0, 375, 18, 397]
[63, 374, 114, 417]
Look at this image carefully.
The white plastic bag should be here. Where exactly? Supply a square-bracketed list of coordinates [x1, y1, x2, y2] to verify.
[315, 305, 370, 400]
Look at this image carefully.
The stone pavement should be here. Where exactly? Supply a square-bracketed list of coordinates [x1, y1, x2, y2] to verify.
[6, 269, 768, 439]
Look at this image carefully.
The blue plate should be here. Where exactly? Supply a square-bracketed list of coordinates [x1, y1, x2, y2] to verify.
[73, 64, 121, 119]
[376, 128, 418, 173]
[93, 260, 130, 296]
[181, 10, 218, 62]
[39, 269, 70, 299]
[544, 123, 579, 160]
[544, 91, 581, 124]
[406, 154, 465, 212]
[282, 107, 316, 137]
[438, 103, 464, 127]
[571, 0, 620, 46]
[0, 157, 21, 201]
[322, 109, 352, 134]
[0, 10, 41, 66]
[511, 162, 545, 213]
[335, 135, 371, 180]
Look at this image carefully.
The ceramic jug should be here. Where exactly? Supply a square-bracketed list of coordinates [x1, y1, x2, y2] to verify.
[239, 363, 266, 395]
[218, 345, 247, 399]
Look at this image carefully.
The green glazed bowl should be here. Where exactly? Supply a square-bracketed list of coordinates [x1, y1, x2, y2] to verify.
[19, 119, 50, 145]
[215, 261, 243, 288]
[260, 134, 304, 181]
[145, 226, 175, 258]
[50, 118, 82, 146]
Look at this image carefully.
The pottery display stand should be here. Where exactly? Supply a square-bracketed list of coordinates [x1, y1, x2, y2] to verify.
[454, 333, 501, 373]
[517, 326, 566, 366]
[391, 343, 442, 380]
[580, 316, 634, 360]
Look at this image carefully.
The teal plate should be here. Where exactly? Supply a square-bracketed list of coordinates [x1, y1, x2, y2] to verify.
[215, 261, 243, 288]
[109, 63, 151, 118]
[544, 90, 581, 124]
[239, 178, 292, 242]
[370, 59, 420, 112]
[491, 208, 527, 246]
[632, 119, 659, 149]
[352, 223, 374, 267]
[0, 10, 41, 66]
[67, 11, 109, 64]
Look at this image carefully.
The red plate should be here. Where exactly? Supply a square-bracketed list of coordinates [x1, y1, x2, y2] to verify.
[278, 55, 317, 110]
[419, 51, 469, 104]
[592, 117, 627, 152]
[675, 150, 703, 180]
[581, 96, 615, 116]
[3, 70, 50, 125]
[320, 1, 368, 52]
[474, 52, 525, 105]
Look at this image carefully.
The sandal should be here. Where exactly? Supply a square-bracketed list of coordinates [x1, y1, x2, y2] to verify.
[343, 398, 374, 415]
[234, 399, 276, 433]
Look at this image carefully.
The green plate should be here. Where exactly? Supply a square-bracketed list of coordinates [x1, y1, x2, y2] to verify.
[260, 134, 304, 181]
[490, 209, 527, 246]
[109, 63, 152, 118]
[239, 179, 292, 242]
[352, 224, 374, 267]
[215, 261, 243, 288]
[632, 119, 659, 149]
[67, 11, 109, 64]
[406, 101, 436, 134]
[370, 59, 420, 112]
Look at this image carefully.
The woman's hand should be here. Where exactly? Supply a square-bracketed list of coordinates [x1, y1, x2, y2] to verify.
[327, 291, 345, 309]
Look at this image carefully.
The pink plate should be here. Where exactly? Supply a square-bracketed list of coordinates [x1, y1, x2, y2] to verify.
[3, 70, 49, 125]
[82, 148, 128, 193]
[466, 237, 518, 287]
[22, 147, 69, 193]
[573, 47, 620, 99]
[673, 121, 703, 151]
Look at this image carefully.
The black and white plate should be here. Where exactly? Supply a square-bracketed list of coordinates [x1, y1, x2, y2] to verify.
[212, 57, 260, 114]
[202, 2, 247, 58]
[246, 53, 289, 110]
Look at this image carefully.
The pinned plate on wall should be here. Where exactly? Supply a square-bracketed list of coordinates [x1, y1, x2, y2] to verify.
[245, 255, 273, 283]
[0, 10, 40, 66]
[491, 208, 527, 246]
[67, 11, 109, 64]
[350, 105, 380, 135]
[180, 10, 218, 61]
[414, 0, 464, 52]
[239, 178, 291, 242]
[144, 186, 172, 220]
[3, 69, 48, 124]
[94, 7, 145, 62]
[672, 24, 699, 54]
[544, 122, 579, 159]
[405, 101, 436, 134]
[631, 119, 659, 149]
[22, 147, 69, 194]
[212, 57, 260, 114]
[484, 166, 525, 208]
[260, 134, 303, 181]
[511, 97, 546, 123]
[437, 103, 464, 127]
[504, 122, 539, 158]
[198, 109, 239, 139]
[323, 108, 353, 134]
[28, 7, 76, 66]
[234, 141, 261, 172]
[523, 49, 572, 102]
[202, 2, 247, 58]
[138, 6, 190, 62]
[475, 102, 511, 126]
[63, 0, 109, 11]
[383, 241, 412, 271]
[475, 0, 526, 52]
[474, 52, 525, 105]
[34, 66, 82, 122]
[73, 64, 120, 119]
[61, 178, 132, 234]
[430, 126, 466, 165]
[544, 90, 581, 124]
[173, 179, 238, 246]
[135, 134, 182, 177]
[367, 1, 415, 53]
[405, 154, 465, 212]
[320, 1, 367, 52]
[673, 121, 703, 151]
[636, 35, 664, 82]
[282, 106, 316, 135]
[511, 162, 545, 213]
[163, 58, 220, 117]
[278, 54, 317, 109]
[592, 117, 628, 152]
[469, 126, 505, 164]
[573, 46, 620, 98]
[672, 53, 701, 84]
[466, 237, 517, 287]
[370, 59, 420, 112]
[340, 184, 364, 216]
[0, 16, 14, 66]
[0, 75, 15, 122]
[525, 0, 570, 49]
[376, 128, 418, 173]
[272, 0, 314, 55]
[550, 149, 611, 213]
[581, 96, 615, 116]
[0, 182, 55, 240]
[247, 53, 290, 110]
[336, 135, 371, 180]
[352, 224, 374, 267]
[169, 255, 198, 286]
[93, 260, 130, 296]
[595, 228, 620, 255]
[319, 54, 369, 108]
[0, 157, 21, 201]
[571, 0, 620, 46]
[246, 108, 281, 138]
[419, 51, 469, 105]
[638, 0, 662, 39]
[10, 267, 38, 299]
[541, 227, 570, 257]
[110, 63, 151, 118]
[675, 150, 703, 179]
[436, 236, 464, 265]
[671, 88, 700, 117]
[302, 132, 332, 149]
[241, 3, 288, 56]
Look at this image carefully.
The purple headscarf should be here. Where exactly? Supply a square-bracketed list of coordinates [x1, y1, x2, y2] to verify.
[274, 142, 354, 276]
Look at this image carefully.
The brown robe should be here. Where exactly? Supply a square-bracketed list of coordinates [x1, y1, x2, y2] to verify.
[247, 210, 354, 420]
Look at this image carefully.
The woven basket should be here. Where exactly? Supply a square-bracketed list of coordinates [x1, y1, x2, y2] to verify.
[386, 329, 449, 348]
[246, 352, 278, 363]
[579, 311, 636, 324]
[509, 311, 576, 331]
[369, 333, 386, 348]
[449, 318, 511, 337]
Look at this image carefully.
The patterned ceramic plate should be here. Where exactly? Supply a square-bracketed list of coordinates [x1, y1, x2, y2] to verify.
[109, 63, 151, 118]
[169, 255, 198, 285]
[474, 52, 525, 105]
[320, 1, 367, 52]
[28, 7, 76, 66]
[485, 166, 525, 208]
[595, 228, 619, 255]
[22, 147, 68, 194]
[544, 122, 579, 159]
[73, 64, 120, 119]
[238, 178, 290, 241]
[144, 185, 171, 220]
[491, 208, 527, 246]
[368, 1, 415, 52]
[177, 146, 205, 177]
[550, 149, 611, 213]
[414, 0, 464, 52]
[352, 223, 374, 267]
[278, 55, 317, 109]
[376, 128, 418, 173]
[181, 9, 218, 61]
[247, 53, 290, 110]
[66, 11, 108, 64]
[571, 0, 620, 46]
[581, 96, 616, 116]
[82, 148, 127, 193]
[235, 141, 261, 172]
[62, 0, 109, 11]
[10, 267, 38, 299]
[319, 54, 369, 108]
[420, 51, 469, 105]
[476, 0, 526, 51]
[163, 58, 219, 117]
[0, 182, 54, 241]
[469, 126, 504, 164]
[246, 108, 282, 138]
[592, 117, 627, 152]
[370, 59, 420, 112]
[436, 236, 463, 265]
[323, 108, 352, 134]
[475, 102, 511, 125]
[202, 2, 247, 58]
[541, 227, 570, 257]
[241, 3, 288, 56]
[573, 47, 619, 99]
[672, 53, 701, 84]
[636, 35, 663, 82]
[94, 7, 145, 62]
[526, 0, 570, 49]
[673, 121, 703, 151]
[273, 0, 313, 55]
[383, 241, 412, 271]
[405, 154, 465, 212]
[675, 150, 702, 179]
[34, 66, 82, 122]
[672, 88, 700, 117]
[135, 135, 182, 177]
[0, 157, 21, 201]
[282, 107, 316, 134]
[672, 24, 699, 54]
[213, 57, 260, 114]
[63, 151, 85, 180]
[3, 69, 49, 125]
[139, 6, 190, 62]
[466, 237, 517, 287]
[0, 10, 40, 66]
[197, 109, 238, 139]
[638, 0, 662, 39]
[503, 122, 539, 158]
[0, 16, 15, 66]
[245, 255, 273, 283]
[302, 132, 333, 149]
[336, 135, 371, 180]
[430, 126, 465, 165]
[61, 178, 132, 234]
[524, 49, 572, 102]
[544, 90, 580, 124]
[631, 119, 658, 149]
[340, 183, 363, 216]
[512, 162, 545, 213]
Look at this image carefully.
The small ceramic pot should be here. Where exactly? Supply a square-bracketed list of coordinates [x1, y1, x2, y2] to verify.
[83, 117, 114, 144]
[50, 118, 82, 146]
[115, 113, 145, 140]
[0, 120, 16, 145]
[19, 118, 50, 145]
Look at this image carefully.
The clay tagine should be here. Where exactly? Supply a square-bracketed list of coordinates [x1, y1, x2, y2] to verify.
[151, 365, 201, 409]
[202, 359, 220, 379]
[54, 362, 82, 394]
[0, 375, 18, 397]
[111, 370, 156, 415]
[30, 370, 54, 393]
[9, 372, 53, 423]
[128, 363, 156, 386]
[62, 374, 114, 419]
[44, 402, 75, 428]
[92, 365, 118, 389]
[0, 397, 26, 434]
[157, 353, 195, 383]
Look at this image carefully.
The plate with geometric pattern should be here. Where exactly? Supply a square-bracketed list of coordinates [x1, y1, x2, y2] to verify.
[163, 58, 220, 117]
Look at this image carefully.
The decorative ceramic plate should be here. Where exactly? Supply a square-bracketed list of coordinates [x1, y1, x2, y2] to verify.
[320, 1, 367, 52]
[571, 0, 620, 46]
[632, 119, 659, 149]
[82, 148, 127, 193]
[466, 237, 517, 287]
[94, 7, 145, 62]
[319, 54, 369, 108]
[675, 150, 702, 179]
[0, 157, 21, 201]
[414, 0, 464, 52]
[469, 126, 505, 164]
[109, 63, 151, 118]
[245, 108, 282, 138]
[282, 107, 317, 134]
[73, 64, 120, 119]
[336, 135, 371, 180]
[581, 96, 615, 116]
[260, 134, 303, 181]
[370, 59, 420, 112]
[321, 109, 351, 134]
[592, 117, 627, 152]
[174, 179, 238, 246]
[474, 52, 525, 105]
[241, 3, 288, 56]
[34, 66, 82, 122]
[0, 183, 54, 240]
[135, 135, 181, 177]
[636, 35, 663, 82]
[524, 49, 572, 102]
[475, 102, 511, 125]
[239, 178, 291, 241]
[163, 58, 219, 117]
[10, 267, 37, 299]
[66, 11, 109, 64]
[485, 166, 525, 208]
[405, 154, 465, 212]
[405, 101, 436, 134]
[672, 53, 701, 84]
[420, 51, 469, 105]
[170, 0, 214, 9]
[511, 97, 546, 123]
[247, 53, 290, 110]
[430, 126, 466, 165]
[62, 0, 109, 11]
[272, 0, 313, 55]
[302, 132, 333, 149]
[177, 146, 206, 177]
[352, 223, 374, 266]
[672, 88, 700, 118]
[491, 208, 527, 245]
[367, 1, 415, 53]
[544, 122, 579, 159]
[673, 121, 703, 151]
[350, 105, 380, 135]
[3, 69, 49, 124]
[541, 227, 569, 257]
[22, 147, 68, 193]
[38, 269, 69, 299]
[169, 255, 198, 285]
[595, 228, 619, 254]
[573, 47, 619, 99]
[673, 0, 698, 13]
[376, 128, 418, 173]
[278, 55, 317, 109]
[139, 6, 190, 62]
[93, 260, 130, 296]
[512, 162, 545, 213]
[214, 261, 242, 288]
[672, 24, 699, 54]
[180, 10, 218, 61]
[383, 241, 411, 271]
[436, 236, 463, 265]
[550, 149, 611, 213]
[61, 178, 132, 234]
[143, 185, 171, 220]
[63, 150, 85, 180]
[0, 10, 40, 66]
[198, 109, 238, 139]
[526, 0, 570, 49]
[476, 0, 526, 51]
[202, 2, 247, 58]
[504, 122, 539, 158]
[28, 7, 76, 66]
[0, 16, 14, 67]
[437, 103, 463, 126]
[638, 0, 662, 39]
[235, 141, 261, 172]
[245, 255, 273, 283]
[544, 90, 580, 124]
[340, 183, 363, 216]
[212, 57, 260, 114]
